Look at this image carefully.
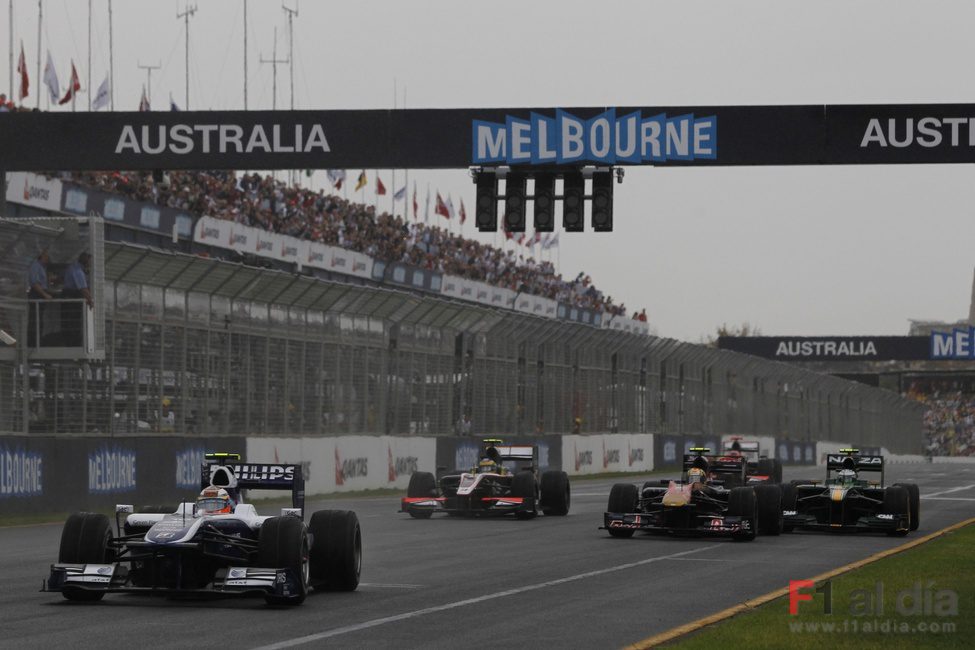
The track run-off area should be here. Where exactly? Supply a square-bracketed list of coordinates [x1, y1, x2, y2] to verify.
[2, 463, 973, 650]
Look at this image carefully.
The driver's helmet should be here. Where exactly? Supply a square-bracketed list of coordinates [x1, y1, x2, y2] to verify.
[836, 469, 857, 486]
[686, 467, 707, 485]
[197, 486, 233, 515]
[478, 459, 499, 474]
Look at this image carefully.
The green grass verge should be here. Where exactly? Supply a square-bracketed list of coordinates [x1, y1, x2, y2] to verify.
[668, 523, 975, 649]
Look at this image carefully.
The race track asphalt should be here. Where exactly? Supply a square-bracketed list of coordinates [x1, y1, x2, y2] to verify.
[1, 463, 973, 649]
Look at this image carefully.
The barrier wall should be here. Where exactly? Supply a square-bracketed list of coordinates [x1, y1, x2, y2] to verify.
[560, 434, 654, 476]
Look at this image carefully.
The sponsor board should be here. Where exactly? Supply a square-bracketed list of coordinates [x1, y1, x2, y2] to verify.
[5, 172, 64, 212]
[175, 447, 206, 489]
[562, 434, 652, 475]
[88, 446, 137, 494]
[0, 445, 43, 498]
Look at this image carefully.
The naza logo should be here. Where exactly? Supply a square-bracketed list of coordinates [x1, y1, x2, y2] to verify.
[472, 108, 717, 165]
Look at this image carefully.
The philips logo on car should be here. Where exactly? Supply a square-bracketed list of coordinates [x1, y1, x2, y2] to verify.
[88, 446, 137, 494]
[0, 446, 43, 497]
[471, 109, 717, 165]
[175, 447, 205, 489]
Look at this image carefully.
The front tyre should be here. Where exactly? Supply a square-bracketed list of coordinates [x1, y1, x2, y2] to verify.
[58, 512, 113, 602]
[883, 486, 911, 537]
[309, 510, 362, 591]
[606, 483, 638, 538]
[512, 471, 538, 519]
[258, 516, 309, 606]
[754, 484, 783, 536]
[406, 471, 437, 519]
[894, 482, 920, 531]
[540, 470, 570, 516]
[728, 487, 757, 542]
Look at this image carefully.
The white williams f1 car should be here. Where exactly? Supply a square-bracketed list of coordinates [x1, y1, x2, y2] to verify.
[44, 453, 361, 606]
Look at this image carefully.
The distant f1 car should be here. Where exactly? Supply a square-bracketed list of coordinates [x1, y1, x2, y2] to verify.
[602, 447, 783, 541]
[400, 439, 570, 519]
[44, 453, 361, 605]
[721, 437, 783, 485]
[782, 449, 918, 535]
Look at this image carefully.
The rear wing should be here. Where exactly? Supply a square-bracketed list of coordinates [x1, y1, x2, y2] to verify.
[722, 440, 759, 454]
[496, 445, 538, 468]
[200, 454, 305, 515]
[826, 452, 885, 486]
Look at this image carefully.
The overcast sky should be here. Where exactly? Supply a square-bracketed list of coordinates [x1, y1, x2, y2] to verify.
[3, 0, 975, 341]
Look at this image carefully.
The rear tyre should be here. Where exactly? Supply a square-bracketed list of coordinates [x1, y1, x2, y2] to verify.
[780, 483, 798, 533]
[540, 471, 570, 516]
[727, 487, 757, 542]
[257, 516, 309, 606]
[58, 512, 112, 602]
[772, 459, 784, 483]
[883, 486, 911, 537]
[754, 484, 783, 535]
[894, 483, 920, 531]
[308, 510, 362, 591]
[406, 471, 437, 519]
[756, 458, 775, 480]
[511, 471, 538, 519]
[607, 483, 638, 538]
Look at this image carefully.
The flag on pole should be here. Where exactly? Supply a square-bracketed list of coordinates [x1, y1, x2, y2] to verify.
[459, 199, 467, 224]
[138, 85, 150, 111]
[424, 184, 430, 223]
[354, 170, 368, 191]
[517, 233, 526, 246]
[393, 186, 406, 201]
[540, 233, 551, 250]
[58, 61, 81, 105]
[412, 182, 418, 219]
[376, 175, 387, 195]
[446, 195, 456, 220]
[91, 73, 110, 110]
[326, 170, 346, 190]
[435, 192, 450, 219]
[544, 232, 560, 250]
[43, 50, 60, 103]
[17, 42, 29, 101]
[169, 93, 181, 111]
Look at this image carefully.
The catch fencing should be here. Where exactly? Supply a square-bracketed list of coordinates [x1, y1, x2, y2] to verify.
[0, 237, 923, 453]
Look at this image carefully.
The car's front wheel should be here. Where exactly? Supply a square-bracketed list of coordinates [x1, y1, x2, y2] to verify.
[258, 516, 309, 606]
[58, 512, 113, 602]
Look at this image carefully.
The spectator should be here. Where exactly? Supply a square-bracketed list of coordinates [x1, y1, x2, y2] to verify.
[61, 252, 93, 346]
[26, 250, 52, 346]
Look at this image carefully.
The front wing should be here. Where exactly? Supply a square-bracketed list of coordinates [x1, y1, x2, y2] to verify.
[783, 509, 909, 533]
[400, 495, 532, 517]
[601, 510, 752, 537]
[43, 562, 304, 599]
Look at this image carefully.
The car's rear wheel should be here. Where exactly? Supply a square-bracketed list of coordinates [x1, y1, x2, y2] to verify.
[754, 484, 783, 535]
[883, 486, 911, 537]
[58, 512, 113, 601]
[512, 471, 538, 519]
[894, 482, 920, 531]
[728, 487, 757, 542]
[607, 483, 638, 538]
[406, 471, 437, 519]
[757, 458, 775, 480]
[540, 470, 570, 516]
[258, 516, 309, 605]
[308, 510, 361, 591]
[772, 458, 784, 483]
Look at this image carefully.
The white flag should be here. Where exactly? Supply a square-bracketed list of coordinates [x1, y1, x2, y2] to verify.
[43, 50, 60, 103]
[393, 186, 406, 201]
[326, 169, 346, 189]
[92, 73, 110, 110]
[446, 194, 456, 220]
[544, 232, 560, 250]
[424, 184, 430, 223]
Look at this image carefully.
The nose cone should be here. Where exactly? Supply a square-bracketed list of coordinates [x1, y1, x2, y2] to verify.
[662, 481, 692, 507]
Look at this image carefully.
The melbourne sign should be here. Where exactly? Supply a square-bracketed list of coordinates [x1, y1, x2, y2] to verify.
[5, 104, 975, 171]
[930, 327, 975, 359]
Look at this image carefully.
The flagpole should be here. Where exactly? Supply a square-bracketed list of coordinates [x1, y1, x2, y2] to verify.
[8, 0, 13, 101]
[392, 77, 396, 219]
[86, 0, 91, 110]
[108, 0, 114, 110]
[242, 0, 248, 109]
[35, 0, 41, 109]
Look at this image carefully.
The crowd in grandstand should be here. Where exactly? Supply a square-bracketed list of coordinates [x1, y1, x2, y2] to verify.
[65, 169, 646, 318]
[906, 381, 975, 456]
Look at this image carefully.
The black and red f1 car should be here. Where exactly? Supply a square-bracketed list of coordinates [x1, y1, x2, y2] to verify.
[602, 447, 783, 541]
[44, 453, 361, 606]
[782, 449, 919, 535]
[400, 439, 570, 519]
[722, 437, 783, 484]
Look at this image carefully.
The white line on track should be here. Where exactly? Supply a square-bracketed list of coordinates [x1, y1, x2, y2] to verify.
[358, 583, 425, 589]
[252, 544, 722, 649]
[922, 485, 975, 498]
[921, 497, 975, 502]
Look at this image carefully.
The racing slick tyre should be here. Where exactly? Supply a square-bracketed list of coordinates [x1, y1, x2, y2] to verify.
[512, 471, 538, 519]
[727, 487, 757, 542]
[308, 510, 362, 592]
[754, 484, 783, 536]
[772, 458, 784, 484]
[406, 471, 437, 519]
[606, 483, 638, 538]
[258, 516, 309, 606]
[757, 458, 776, 482]
[58, 512, 113, 601]
[882, 486, 911, 537]
[894, 483, 920, 531]
[780, 483, 798, 533]
[540, 470, 570, 516]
